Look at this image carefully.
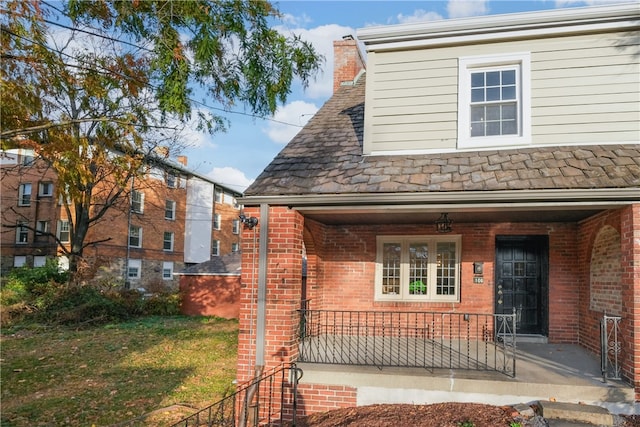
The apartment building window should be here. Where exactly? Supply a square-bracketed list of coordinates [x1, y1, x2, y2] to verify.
[131, 190, 145, 214]
[14, 256, 27, 267]
[166, 172, 177, 188]
[165, 200, 176, 220]
[458, 52, 531, 148]
[127, 259, 141, 279]
[232, 219, 240, 235]
[163, 232, 174, 251]
[34, 256, 47, 267]
[16, 221, 28, 244]
[232, 242, 239, 253]
[129, 225, 142, 248]
[57, 220, 70, 243]
[18, 183, 32, 206]
[36, 220, 50, 235]
[375, 235, 461, 302]
[212, 239, 220, 256]
[38, 182, 53, 197]
[162, 261, 174, 280]
[215, 188, 222, 203]
[213, 213, 221, 230]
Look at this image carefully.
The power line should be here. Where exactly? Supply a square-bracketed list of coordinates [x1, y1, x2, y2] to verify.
[5, 3, 305, 129]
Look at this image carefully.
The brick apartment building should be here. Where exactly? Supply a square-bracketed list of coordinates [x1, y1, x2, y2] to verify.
[0, 148, 243, 290]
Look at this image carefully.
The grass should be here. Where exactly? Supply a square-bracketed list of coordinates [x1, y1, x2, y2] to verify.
[1, 316, 238, 426]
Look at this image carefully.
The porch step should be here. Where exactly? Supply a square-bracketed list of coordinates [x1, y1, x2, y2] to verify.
[540, 401, 614, 426]
[516, 334, 548, 344]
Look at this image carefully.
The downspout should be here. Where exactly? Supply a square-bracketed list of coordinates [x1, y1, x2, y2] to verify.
[124, 176, 134, 289]
[255, 203, 269, 369]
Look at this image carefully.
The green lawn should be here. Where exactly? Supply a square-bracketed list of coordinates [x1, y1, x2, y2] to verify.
[0, 316, 238, 426]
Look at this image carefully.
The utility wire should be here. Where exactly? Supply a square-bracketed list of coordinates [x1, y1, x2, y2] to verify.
[4, 4, 306, 129]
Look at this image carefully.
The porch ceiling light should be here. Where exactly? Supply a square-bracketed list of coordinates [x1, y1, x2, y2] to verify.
[239, 214, 258, 229]
[435, 213, 452, 233]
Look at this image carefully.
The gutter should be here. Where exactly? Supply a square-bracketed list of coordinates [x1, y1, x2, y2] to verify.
[238, 188, 640, 208]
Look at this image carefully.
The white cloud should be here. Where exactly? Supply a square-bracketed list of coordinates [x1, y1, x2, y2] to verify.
[263, 100, 319, 144]
[396, 9, 444, 24]
[276, 23, 356, 99]
[206, 166, 253, 192]
[447, 0, 489, 18]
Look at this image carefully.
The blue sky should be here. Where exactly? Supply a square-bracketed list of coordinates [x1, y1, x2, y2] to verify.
[182, 0, 631, 192]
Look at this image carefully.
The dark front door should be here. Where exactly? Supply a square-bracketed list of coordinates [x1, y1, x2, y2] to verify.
[495, 236, 548, 335]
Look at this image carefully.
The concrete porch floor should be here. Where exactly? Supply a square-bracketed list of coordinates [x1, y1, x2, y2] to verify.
[296, 342, 637, 415]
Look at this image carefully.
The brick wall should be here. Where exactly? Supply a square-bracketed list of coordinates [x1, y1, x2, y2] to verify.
[179, 275, 240, 318]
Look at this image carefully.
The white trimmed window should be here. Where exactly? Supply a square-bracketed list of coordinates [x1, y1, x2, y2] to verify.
[127, 259, 141, 279]
[36, 220, 50, 237]
[16, 221, 28, 244]
[215, 188, 223, 203]
[34, 256, 47, 267]
[213, 213, 221, 230]
[57, 220, 70, 243]
[129, 225, 142, 248]
[162, 261, 174, 280]
[375, 235, 461, 302]
[166, 172, 177, 188]
[458, 52, 531, 149]
[131, 190, 144, 214]
[165, 200, 176, 220]
[232, 242, 239, 253]
[163, 231, 174, 251]
[212, 239, 220, 256]
[18, 183, 32, 206]
[13, 256, 27, 267]
[38, 182, 53, 197]
[232, 219, 240, 235]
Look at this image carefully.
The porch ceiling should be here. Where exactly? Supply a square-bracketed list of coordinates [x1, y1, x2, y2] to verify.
[295, 204, 612, 225]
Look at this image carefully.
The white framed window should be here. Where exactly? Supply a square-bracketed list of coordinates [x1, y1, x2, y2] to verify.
[165, 200, 176, 220]
[163, 231, 174, 251]
[34, 256, 47, 267]
[36, 220, 50, 235]
[13, 255, 27, 267]
[162, 261, 174, 280]
[375, 235, 461, 302]
[458, 52, 531, 149]
[213, 213, 221, 230]
[166, 172, 177, 188]
[57, 220, 70, 243]
[131, 190, 145, 214]
[232, 242, 239, 253]
[212, 239, 220, 256]
[129, 225, 142, 248]
[127, 259, 141, 279]
[232, 219, 240, 235]
[38, 182, 53, 197]
[16, 221, 28, 244]
[215, 188, 223, 203]
[18, 183, 32, 206]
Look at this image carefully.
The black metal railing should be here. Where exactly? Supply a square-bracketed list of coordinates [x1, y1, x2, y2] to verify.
[297, 309, 516, 377]
[171, 363, 303, 427]
[601, 314, 622, 381]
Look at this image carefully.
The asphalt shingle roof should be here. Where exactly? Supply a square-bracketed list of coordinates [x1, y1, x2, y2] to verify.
[180, 253, 241, 275]
[245, 74, 640, 197]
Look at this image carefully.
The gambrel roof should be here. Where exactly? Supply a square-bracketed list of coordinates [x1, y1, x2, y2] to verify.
[245, 74, 640, 198]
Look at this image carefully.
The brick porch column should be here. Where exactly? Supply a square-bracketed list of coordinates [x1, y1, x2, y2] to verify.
[238, 206, 304, 383]
[620, 203, 640, 401]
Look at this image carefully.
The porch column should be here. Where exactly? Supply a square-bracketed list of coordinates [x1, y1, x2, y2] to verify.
[237, 206, 305, 383]
[620, 203, 640, 400]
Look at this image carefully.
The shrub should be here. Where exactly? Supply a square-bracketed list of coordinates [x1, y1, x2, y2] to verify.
[139, 292, 181, 316]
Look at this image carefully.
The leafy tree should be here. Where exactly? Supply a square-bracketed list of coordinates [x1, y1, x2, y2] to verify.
[0, 0, 322, 278]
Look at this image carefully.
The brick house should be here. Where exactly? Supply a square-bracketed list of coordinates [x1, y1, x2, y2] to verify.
[236, 3, 640, 415]
[0, 148, 242, 290]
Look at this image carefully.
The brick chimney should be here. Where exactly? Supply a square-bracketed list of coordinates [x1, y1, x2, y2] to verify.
[333, 35, 365, 93]
[177, 155, 187, 166]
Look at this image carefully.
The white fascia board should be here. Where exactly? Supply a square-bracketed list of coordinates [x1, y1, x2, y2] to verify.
[239, 188, 640, 208]
[357, 3, 640, 51]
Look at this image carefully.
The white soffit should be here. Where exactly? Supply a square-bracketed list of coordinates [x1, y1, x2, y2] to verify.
[357, 3, 640, 51]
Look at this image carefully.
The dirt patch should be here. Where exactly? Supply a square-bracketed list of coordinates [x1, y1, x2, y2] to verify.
[286, 403, 640, 427]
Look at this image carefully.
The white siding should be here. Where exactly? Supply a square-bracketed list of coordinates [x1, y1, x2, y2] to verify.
[363, 32, 640, 154]
[184, 177, 214, 264]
